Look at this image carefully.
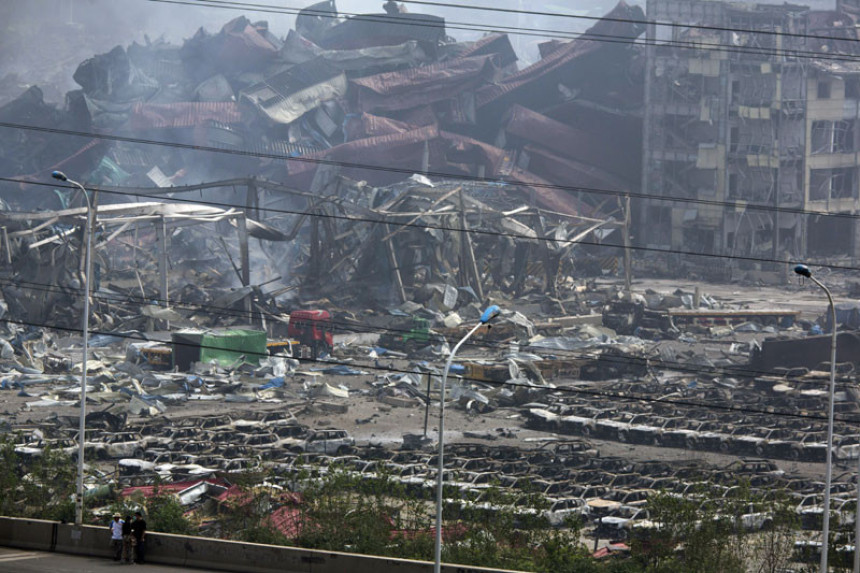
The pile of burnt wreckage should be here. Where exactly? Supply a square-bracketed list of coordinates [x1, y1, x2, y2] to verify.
[3, 0, 860, 557]
[0, 0, 645, 331]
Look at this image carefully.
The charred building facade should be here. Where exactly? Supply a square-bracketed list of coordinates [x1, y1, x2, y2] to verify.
[641, 0, 860, 268]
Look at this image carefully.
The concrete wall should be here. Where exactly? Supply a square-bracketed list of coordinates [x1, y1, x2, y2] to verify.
[0, 517, 518, 573]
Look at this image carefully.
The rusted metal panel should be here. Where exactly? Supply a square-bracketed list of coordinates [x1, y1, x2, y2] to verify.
[318, 12, 446, 53]
[521, 145, 632, 196]
[475, 2, 645, 112]
[505, 167, 594, 218]
[128, 102, 241, 130]
[504, 104, 638, 182]
[456, 33, 517, 70]
[350, 55, 499, 113]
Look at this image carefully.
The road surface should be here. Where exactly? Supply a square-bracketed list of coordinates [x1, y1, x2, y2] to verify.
[0, 546, 210, 573]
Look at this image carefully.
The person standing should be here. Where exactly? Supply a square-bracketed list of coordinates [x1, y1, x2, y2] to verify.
[130, 511, 147, 564]
[109, 514, 124, 561]
[121, 515, 133, 564]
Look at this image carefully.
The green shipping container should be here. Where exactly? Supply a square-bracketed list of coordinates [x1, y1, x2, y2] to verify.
[173, 329, 267, 369]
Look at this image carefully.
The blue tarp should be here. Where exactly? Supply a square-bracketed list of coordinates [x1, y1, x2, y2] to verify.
[257, 377, 285, 391]
[311, 365, 367, 375]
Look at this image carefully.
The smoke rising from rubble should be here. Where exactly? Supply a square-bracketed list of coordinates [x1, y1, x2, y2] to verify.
[0, 0, 623, 88]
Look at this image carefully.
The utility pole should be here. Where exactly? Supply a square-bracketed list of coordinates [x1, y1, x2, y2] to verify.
[623, 194, 633, 297]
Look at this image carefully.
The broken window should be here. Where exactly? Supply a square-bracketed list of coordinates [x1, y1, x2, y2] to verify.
[808, 213, 854, 256]
[835, 120, 856, 153]
[817, 81, 831, 99]
[682, 225, 715, 251]
[832, 167, 856, 199]
[810, 167, 857, 200]
[846, 78, 860, 99]
[646, 205, 671, 246]
[729, 126, 739, 152]
[810, 169, 829, 201]
[811, 120, 857, 154]
[728, 173, 739, 198]
[811, 121, 829, 154]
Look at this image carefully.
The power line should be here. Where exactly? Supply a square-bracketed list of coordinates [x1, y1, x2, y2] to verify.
[5, 272, 851, 391]
[4, 152, 860, 274]
[3, 96, 860, 227]
[7, 122, 860, 229]
[1, 312, 858, 426]
[144, 0, 860, 64]
[0, 276, 856, 408]
[0, 1, 853, 243]
[0, 0, 853, 446]
[395, 0, 860, 47]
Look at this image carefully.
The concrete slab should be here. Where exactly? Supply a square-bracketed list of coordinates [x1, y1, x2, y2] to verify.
[0, 546, 202, 573]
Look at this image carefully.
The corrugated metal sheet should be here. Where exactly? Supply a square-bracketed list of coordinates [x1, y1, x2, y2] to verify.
[318, 12, 445, 52]
[506, 167, 595, 219]
[504, 104, 640, 183]
[457, 34, 517, 69]
[350, 55, 498, 113]
[241, 60, 346, 125]
[345, 112, 415, 140]
[476, 2, 645, 110]
[522, 144, 631, 199]
[128, 102, 241, 130]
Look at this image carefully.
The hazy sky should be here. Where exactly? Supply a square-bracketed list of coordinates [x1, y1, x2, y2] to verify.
[1, 0, 624, 103]
[11, 0, 842, 105]
[3, 0, 612, 44]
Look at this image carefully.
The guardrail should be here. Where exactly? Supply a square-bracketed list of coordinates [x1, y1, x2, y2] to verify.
[0, 517, 517, 573]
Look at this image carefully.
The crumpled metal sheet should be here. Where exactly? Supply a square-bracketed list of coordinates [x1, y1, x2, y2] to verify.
[241, 63, 348, 126]
[128, 102, 241, 130]
[282, 31, 428, 70]
[350, 55, 498, 113]
[475, 1, 646, 111]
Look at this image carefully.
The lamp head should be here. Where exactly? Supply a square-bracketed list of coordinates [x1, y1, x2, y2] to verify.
[480, 305, 501, 324]
[794, 264, 812, 278]
[51, 171, 68, 182]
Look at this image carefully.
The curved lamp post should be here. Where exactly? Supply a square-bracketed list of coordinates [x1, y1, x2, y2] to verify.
[433, 305, 501, 573]
[52, 170, 94, 527]
[794, 264, 837, 573]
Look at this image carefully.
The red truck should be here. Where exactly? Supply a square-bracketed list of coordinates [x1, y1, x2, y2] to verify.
[286, 309, 333, 359]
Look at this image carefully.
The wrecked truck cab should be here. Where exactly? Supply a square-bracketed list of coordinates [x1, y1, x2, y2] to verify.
[287, 309, 333, 359]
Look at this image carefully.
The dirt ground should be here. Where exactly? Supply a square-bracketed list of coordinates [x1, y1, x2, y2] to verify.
[2, 275, 855, 482]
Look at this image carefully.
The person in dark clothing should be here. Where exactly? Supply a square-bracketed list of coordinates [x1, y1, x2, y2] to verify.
[121, 515, 133, 564]
[130, 512, 147, 564]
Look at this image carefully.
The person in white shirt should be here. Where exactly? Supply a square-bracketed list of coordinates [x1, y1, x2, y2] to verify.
[109, 514, 124, 562]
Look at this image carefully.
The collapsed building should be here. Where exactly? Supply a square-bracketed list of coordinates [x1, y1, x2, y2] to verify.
[5, 1, 860, 563]
[641, 0, 860, 274]
[0, 1, 647, 329]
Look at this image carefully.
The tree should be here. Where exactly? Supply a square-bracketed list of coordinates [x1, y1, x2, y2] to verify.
[18, 444, 78, 522]
[0, 437, 21, 517]
[146, 492, 193, 535]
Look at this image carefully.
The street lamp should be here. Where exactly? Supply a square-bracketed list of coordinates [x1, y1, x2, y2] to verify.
[794, 264, 837, 573]
[52, 170, 94, 527]
[433, 305, 501, 573]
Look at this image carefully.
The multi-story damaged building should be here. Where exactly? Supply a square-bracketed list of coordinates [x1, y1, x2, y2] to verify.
[641, 0, 860, 268]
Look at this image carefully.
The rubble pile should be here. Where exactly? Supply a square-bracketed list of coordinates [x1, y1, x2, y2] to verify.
[1, 1, 645, 195]
[0, 0, 646, 330]
[4, 0, 860, 561]
[10, 408, 857, 544]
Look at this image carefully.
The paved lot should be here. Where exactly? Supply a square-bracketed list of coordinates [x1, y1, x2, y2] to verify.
[0, 547, 209, 573]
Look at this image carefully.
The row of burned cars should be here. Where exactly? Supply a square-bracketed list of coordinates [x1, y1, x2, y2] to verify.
[523, 391, 860, 463]
[13, 412, 355, 478]
[10, 409, 857, 543]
